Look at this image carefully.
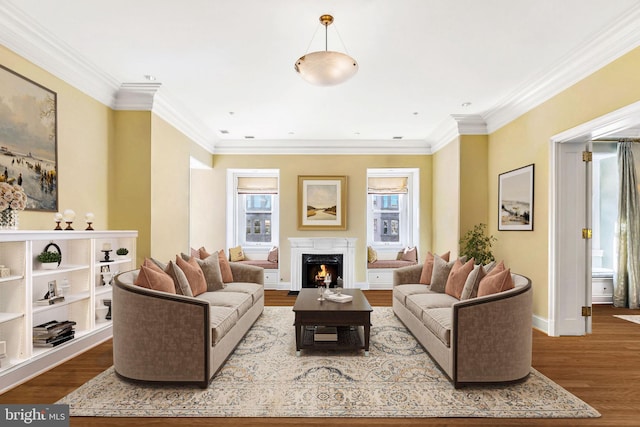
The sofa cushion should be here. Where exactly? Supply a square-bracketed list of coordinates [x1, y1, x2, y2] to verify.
[405, 293, 458, 320]
[195, 291, 253, 318]
[134, 265, 176, 294]
[165, 260, 193, 296]
[176, 255, 207, 297]
[218, 250, 234, 283]
[210, 306, 240, 344]
[220, 282, 264, 304]
[422, 308, 452, 347]
[195, 254, 225, 291]
[478, 267, 514, 297]
[229, 245, 245, 262]
[430, 254, 457, 293]
[393, 284, 434, 305]
[419, 251, 450, 285]
[445, 257, 475, 299]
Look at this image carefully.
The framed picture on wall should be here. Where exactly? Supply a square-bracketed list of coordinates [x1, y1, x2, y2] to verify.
[498, 164, 534, 231]
[298, 175, 347, 230]
[0, 65, 58, 211]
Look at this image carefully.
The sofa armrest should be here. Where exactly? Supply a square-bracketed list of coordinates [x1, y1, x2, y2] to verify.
[452, 279, 532, 387]
[113, 271, 211, 386]
[393, 263, 424, 286]
[230, 262, 264, 285]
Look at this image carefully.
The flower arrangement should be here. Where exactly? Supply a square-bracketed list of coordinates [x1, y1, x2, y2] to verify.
[0, 183, 27, 211]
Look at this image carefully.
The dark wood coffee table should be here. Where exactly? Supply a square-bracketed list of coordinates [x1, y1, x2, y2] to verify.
[293, 288, 373, 356]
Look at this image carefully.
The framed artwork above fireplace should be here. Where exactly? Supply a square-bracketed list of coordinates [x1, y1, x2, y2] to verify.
[298, 175, 347, 230]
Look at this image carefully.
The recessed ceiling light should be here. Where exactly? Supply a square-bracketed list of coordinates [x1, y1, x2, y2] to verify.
[219, 130, 229, 134]
[144, 74, 156, 81]
[393, 136, 403, 140]
[288, 131, 295, 135]
[244, 135, 254, 139]
[412, 112, 419, 116]
[229, 112, 235, 115]
[354, 132, 360, 135]
[461, 102, 472, 108]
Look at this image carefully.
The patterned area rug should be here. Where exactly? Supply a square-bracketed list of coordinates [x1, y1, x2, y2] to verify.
[613, 314, 640, 325]
[58, 307, 600, 418]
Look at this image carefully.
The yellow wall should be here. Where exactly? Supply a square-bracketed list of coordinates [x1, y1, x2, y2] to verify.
[432, 138, 460, 256]
[459, 135, 489, 235]
[207, 155, 433, 282]
[0, 45, 111, 231]
[488, 46, 640, 319]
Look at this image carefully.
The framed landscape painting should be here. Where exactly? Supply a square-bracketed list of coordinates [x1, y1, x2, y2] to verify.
[498, 164, 534, 231]
[298, 175, 347, 230]
[0, 65, 58, 211]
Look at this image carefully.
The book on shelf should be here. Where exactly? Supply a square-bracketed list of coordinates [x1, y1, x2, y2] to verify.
[33, 328, 74, 344]
[314, 326, 338, 341]
[33, 325, 74, 340]
[35, 295, 65, 306]
[33, 333, 75, 348]
[33, 320, 76, 333]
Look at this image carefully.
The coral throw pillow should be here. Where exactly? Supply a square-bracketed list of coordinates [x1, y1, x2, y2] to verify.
[218, 250, 234, 283]
[135, 265, 176, 294]
[176, 255, 207, 297]
[445, 257, 475, 299]
[268, 246, 279, 263]
[419, 251, 450, 285]
[198, 247, 211, 259]
[477, 264, 514, 297]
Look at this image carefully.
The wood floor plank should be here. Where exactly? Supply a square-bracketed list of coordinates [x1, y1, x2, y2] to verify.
[1, 290, 639, 426]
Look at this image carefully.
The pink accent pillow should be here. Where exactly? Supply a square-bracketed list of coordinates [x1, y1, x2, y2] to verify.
[190, 247, 201, 259]
[143, 257, 165, 274]
[268, 246, 279, 263]
[135, 265, 176, 294]
[176, 255, 207, 297]
[401, 246, 417, 262]
[419, 251, 450, 285]
[218, 250, 234, 283]
[445, 257, 475, 299]
[477, 267, 514, 297]
[198, 247, 211, 259]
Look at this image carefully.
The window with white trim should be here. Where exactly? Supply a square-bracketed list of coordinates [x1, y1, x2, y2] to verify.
[367, 169, 419, 251]
[227, 171, 279, 248]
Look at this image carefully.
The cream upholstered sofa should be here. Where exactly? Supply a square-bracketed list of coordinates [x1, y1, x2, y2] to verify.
[113, 262, 264, 388]
[392, 263, 532, 388]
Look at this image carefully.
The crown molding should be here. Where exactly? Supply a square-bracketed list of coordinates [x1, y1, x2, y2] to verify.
[114, 83, 162, 111]
[0, 1, 120, 106]
[484, 3, 640, 134]
[427, 114, 489, 153]
[212, 139, 432, 155]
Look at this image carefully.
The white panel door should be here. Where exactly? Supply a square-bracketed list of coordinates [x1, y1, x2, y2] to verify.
[555, 142, 590, 336]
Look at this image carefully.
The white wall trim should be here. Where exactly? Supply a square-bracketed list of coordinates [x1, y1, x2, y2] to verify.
[213, 139, 432, 155]
[532, 314, 549, 334]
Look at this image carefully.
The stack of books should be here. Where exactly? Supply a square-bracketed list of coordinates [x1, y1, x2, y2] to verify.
[314, 326, 338, 342]
[35, 295, 65, 305]
[33, 320, 76, 348]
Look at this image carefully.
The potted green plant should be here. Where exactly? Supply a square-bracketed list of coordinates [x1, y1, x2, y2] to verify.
[459, 223, 497, 265]
[116, 247, 129, 259]
[37, 250, 62, 269]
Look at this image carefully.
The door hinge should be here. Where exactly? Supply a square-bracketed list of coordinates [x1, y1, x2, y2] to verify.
[582, 228, 592, 239]
[582, 151, 592, 162]
[582, 306, 592, 317]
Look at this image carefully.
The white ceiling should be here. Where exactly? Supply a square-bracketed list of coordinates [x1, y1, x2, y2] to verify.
[2, 0, 640, 154]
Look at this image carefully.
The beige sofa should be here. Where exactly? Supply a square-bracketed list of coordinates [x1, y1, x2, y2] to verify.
[113, 262, 264, 388]
[392, 263, 532, 388]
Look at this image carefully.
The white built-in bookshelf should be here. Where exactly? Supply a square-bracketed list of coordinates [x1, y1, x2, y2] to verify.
[0, 230, 137, 393]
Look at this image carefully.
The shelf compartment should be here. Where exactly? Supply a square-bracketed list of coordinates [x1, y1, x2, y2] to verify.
[32, 291, 91, 314]
[32, 264, 90, 277]
[0, 312, 23, 324]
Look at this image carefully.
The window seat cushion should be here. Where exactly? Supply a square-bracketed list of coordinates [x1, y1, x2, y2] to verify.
[368, 260, 417, 269]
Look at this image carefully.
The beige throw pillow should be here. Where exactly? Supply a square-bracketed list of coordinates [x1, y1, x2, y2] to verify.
[229, 245, 245, 262]
[367, 246, 378, 263]
[195, 254, 225, 291]
[419, 251, 450, 285]
[165, 260, 193, 297]
[430, 254, 457, 293]
[460, 264, 486, 300]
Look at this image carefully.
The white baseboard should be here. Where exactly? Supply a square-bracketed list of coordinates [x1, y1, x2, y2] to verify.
[532, 314, 549, 334]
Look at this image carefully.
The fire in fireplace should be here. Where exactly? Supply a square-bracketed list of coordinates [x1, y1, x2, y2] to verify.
[301, 253, 343, 288]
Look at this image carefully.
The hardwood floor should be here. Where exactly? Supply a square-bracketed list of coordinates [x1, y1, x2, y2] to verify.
[1, 290, 639, 426]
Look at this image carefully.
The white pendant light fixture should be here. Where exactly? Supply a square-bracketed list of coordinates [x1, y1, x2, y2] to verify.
[294, 14, 358, 86]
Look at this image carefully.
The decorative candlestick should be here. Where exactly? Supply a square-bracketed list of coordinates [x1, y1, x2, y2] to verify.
[53, 213, 63, 231]
[85, 212, 94, 231]
[62, 209, 75, 230]
[101, 250, 112, 263]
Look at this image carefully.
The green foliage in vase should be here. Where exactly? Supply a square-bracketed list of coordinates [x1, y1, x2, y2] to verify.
[459, 223, 497, 265]
[116, 247, 129, 256]
[37, 250, 61, 263]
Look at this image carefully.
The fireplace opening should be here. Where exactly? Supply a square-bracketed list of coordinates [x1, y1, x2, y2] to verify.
[302, 254, 343, 288]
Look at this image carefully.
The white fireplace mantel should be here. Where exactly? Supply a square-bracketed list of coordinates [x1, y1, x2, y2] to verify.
[288, 237, 358, 291]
